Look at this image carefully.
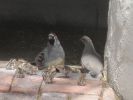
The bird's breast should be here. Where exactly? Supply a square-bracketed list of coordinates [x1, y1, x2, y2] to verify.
[81, 55, 103, 72]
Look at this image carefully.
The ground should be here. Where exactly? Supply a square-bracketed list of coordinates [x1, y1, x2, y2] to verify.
[0, 67, 117, 100]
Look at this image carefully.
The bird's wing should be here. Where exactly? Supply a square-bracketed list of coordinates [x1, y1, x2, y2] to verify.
[81, 55, 91, 68]
[81, 54, 103, 72]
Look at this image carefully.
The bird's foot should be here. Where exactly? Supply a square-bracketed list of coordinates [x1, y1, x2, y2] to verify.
[77, 80, 86, 86]
[16, 73, 25, 78]
[45, 81, 53, 84]
[78, 73, 86, 86]
[44, 77, 53, 84]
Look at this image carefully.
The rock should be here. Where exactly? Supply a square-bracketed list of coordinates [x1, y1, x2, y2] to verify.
[0, 61, 8, 68]
[102, 87, 118, 100]
[105, 0, 133, 99]
[41, 78, 102, 95]
[11, 75, 43, 94]
[0, 93, 36, 100]
[41, 93, 67, 100]
[70, 94, 99, 100]
[0, 68, 15, 92]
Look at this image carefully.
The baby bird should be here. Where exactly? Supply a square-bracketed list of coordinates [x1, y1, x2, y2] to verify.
[78, 35, 103, 85]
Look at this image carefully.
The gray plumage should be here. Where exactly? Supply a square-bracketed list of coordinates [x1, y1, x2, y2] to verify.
[80, 35, 103, 79]
[35, 33, 65, 69]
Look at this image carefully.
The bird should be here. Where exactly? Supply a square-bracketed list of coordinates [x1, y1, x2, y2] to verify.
[34, 32, 65, 83]
[43, 33, 65, 68]
[78, 35, 103, 85]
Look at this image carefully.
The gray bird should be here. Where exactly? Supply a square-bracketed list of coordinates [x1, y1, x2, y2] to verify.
[35, 32, 65, 83]
[35, 33, 65, 68]
[43, 33, 65, 68]
[78, 35, 103, 85]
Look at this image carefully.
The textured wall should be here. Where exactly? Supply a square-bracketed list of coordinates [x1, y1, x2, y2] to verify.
[0, 0, 108, 29]
[105, 0, 133, 100]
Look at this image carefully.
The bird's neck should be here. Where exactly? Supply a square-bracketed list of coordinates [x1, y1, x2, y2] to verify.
[83, 44, 96, 55]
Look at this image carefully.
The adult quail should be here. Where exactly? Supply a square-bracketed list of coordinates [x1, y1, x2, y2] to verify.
[35, 32, 65, 83]
[78, 35, 103, 85]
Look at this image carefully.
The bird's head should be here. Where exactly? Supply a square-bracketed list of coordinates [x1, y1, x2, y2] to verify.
[48, 32, 58, 46]
[80, 35, 96, 53]
[80, 35, 92, 45]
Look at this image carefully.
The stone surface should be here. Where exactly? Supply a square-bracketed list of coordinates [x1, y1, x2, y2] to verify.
[0, 68, 15, 92]
[105, 0, 133, 100]
[11, 75, 43, 94]
[65, 72, 101, 81]
[0, 68, 118, 100]
[102, 87, 117, 100]
[41, 78, 102, 95]
[70, 94, 99, 100]
[41, 93, 67, 100]
[0, 61, 8, 68]
[0, 93, 36, 100]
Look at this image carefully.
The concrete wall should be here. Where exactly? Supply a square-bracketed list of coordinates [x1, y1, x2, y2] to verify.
[105, 0, 133, 100]
[0, 0, 108, 29]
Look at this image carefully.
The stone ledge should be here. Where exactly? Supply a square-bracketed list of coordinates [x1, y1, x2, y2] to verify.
[0, 93, 36, 100]
[70, 94, 99, 100]
[41, 93, 67, 100]
[0, 68, 15, 92]
[41, 78, 102, 95]
[0, 68, 117, 100]
[41, 93, 99, 100]
[11, 75, 43, 94]
[102, 87, 117, 100]
[0, 61, 8, 68]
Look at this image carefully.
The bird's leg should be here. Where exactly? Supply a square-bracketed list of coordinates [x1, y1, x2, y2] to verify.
[49, 66, 56, 83]
[50, 70, 57, 82]
[78, 73, 86, 86]
[44, 66, 56, 84]
[16, 68, 25, 78]
[42, 72, 45, 81]
[64, 67, 70, 78]
[64, 70, 69, 78]
[43, 69, 51, 83]
[44, 72, 51, 83]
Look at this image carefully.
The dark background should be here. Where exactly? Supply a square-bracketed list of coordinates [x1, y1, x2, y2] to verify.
[0, 0, 109, 64]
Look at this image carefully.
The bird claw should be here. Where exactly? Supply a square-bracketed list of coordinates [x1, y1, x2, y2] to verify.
[45, 79, 53, 84]
[42, 68, 56, 84]
[77, 80, 86, 86]
[16, 74, 25, 78]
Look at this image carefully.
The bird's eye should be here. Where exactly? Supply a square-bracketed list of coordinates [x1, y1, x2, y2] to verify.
[48, 34, 55, 40]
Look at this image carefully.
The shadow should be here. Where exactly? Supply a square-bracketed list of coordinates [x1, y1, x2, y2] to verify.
[0, 24, 107, 64]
